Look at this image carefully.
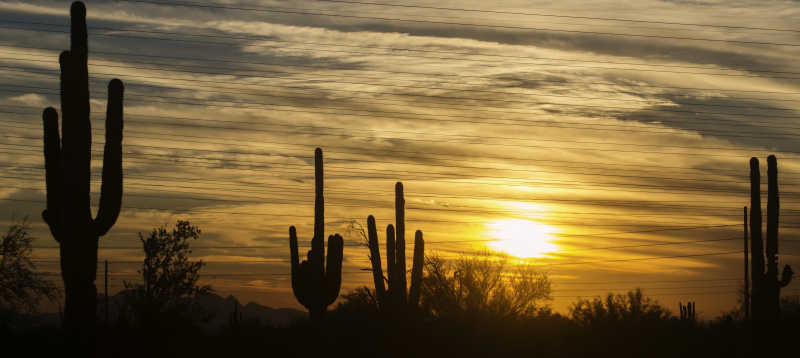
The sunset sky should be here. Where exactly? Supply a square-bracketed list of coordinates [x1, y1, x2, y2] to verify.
[1, 0, 799, 317]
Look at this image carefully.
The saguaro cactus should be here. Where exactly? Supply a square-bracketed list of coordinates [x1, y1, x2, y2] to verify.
[366, 182, 425, 311]
[749, 156, 793, 321]
[41, 1, 124, 344]
[679, 301, 695, 321]
[289, 148, 343, 321]
[229, 300, 243, 333]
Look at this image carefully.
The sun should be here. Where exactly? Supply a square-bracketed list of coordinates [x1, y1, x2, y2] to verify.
[485, 219, 559, 258]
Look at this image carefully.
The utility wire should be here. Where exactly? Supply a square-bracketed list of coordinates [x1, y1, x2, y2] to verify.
[310, 0, 800, 34]
[120, 0, 800, 47]
[1, 133, 790, 186]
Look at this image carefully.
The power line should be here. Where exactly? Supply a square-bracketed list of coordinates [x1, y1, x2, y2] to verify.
[1, 162, 789, 211]
[1, 133, 788, 187]
[29, 230, 741, 252]
[5, 108, 799, 160]
[6, 44, 798, 97]
[3, 48, 799, 120]
[4, 110, 799, 165]
[4, 144, 792, 213]
[7, 44, 800, 89]
[530, 250, 742, 267]
[28, 249, 743, 266]
[554, 284, 739, 292]
[310, 0, 800, 34]
[2, 104, 794, 177]
[4, 64, 800, 130]
[5, 182, 783, 221]
[120, 0, 800, 47]
[5, 161, 786, 202]
[6, 197, 782, 232]
[553, 278, 743, 285]
[4, 38, 800, 83]
[5, 114, 800, 174]
[6, 60, 798, 129]
[4, 74, 798, 123]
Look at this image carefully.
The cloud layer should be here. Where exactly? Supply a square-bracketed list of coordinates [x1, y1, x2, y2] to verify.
[1, 0, 798, 316]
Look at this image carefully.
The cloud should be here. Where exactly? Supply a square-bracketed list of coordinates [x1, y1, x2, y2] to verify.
[0, 0, 797, 317]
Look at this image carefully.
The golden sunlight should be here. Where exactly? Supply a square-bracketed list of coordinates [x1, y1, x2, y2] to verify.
[486, 219, 559, 258]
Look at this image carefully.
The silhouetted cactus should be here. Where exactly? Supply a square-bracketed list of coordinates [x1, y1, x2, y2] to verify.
[679, 301, 695, 321]
[229, 299, 242, 333]
[366, 182, 425, 311]
[749, 156, 793, 321]
[289, 148, 343, 321]
[41, 1, 124, 345]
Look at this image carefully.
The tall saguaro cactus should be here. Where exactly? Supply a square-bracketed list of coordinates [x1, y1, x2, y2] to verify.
[366, 182, 425, 311]
[289, 148, 344, 321]
[679, 301, 696, 321]
[749, 156, 793, 321]
[41, 1, 124, 344]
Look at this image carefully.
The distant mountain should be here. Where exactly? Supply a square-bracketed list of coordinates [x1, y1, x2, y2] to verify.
[193, 293, 306, 329]
[6, 292, 306, 332]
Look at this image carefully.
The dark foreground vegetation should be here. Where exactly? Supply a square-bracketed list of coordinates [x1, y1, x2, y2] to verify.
[3, 293, 799, 358]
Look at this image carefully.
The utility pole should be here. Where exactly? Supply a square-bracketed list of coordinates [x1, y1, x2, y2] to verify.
[105, 260, 109, 327]
[744, 206, 750, 320]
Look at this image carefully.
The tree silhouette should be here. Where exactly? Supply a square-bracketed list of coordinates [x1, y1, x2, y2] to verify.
[421, 252, 551, 319]
[122, 220, 211, 327]
[40, 1, 124, 346]
[0, 219, 60, 315]
[569, 288, 671, 327]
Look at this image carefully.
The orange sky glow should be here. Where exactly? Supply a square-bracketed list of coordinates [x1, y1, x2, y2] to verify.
[0, 0, 799, 318]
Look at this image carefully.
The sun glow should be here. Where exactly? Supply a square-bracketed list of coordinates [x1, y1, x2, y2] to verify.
[486, 219, 559, 258]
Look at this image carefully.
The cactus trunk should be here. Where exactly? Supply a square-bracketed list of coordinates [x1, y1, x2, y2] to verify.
[41, 1, 124, 347]
[749, 156, 793, 321]
[289, 148, 343, 321]
[366, 182, 425, 312]
[749, 158, 765, 320]
[395, 182, 408, 305]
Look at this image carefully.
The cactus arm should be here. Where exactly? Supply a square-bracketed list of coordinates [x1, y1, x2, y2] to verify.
[42, 108, 62, 240]
[289, 226, 310, 309]
[395, 182, 408, 304]
[325, 234, 344, 306]
[94, 79, 124, 236]
[408, 230, 425, 307]
[386, 224, 396, 303]
[367, 215, 386, 307]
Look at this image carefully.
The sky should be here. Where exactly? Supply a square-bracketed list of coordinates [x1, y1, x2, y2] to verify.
[1, 0, 799, 318]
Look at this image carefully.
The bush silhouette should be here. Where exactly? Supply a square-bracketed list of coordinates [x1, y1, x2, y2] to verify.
[420, 252, 551, 320]
[0, 219, 60, 315]
[122, 220, 212, 328]
[569, 288, 671, 327]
